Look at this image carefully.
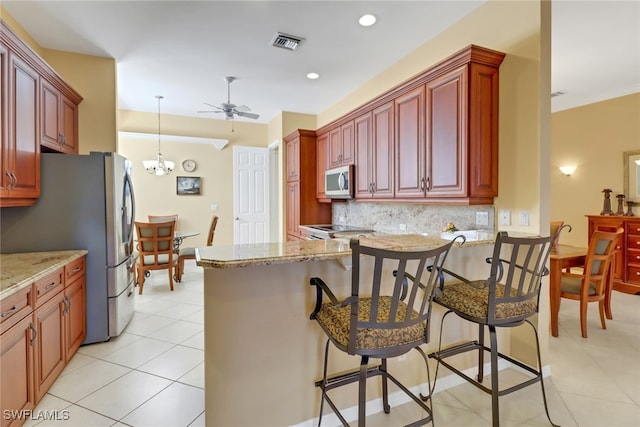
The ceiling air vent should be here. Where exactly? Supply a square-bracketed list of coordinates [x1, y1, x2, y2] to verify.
[551, 91, 565, 98]
[271, 32, 304, 51]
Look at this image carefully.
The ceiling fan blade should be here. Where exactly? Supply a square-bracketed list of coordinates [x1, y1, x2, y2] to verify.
[203, 102, 221, 108]
[236, 111, 260, 120]
[234, 104, 251, 112]
[197, 110, 221, 113]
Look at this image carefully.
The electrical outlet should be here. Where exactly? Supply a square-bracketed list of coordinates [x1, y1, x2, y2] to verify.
[210, 204, 218, 211]
[499, 210, 511, 226]
[476, 212, 489, 226]
[519, 211, 530, 226]
[399, 224, 407, 231]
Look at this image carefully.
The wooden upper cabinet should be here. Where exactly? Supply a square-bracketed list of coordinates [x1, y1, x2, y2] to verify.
[316, 132, 329, 200]
[328, 121, 355, 168]
[286, 135, 300, 182]
[41, 80, 78, 154]
[394, 86, 425, 198]
[425, 66, 467, 199]
[1, 52, 40, 206]
[355, 103, 395, 199]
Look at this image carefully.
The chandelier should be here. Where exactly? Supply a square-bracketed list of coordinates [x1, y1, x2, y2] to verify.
[143, 95, 175, 175]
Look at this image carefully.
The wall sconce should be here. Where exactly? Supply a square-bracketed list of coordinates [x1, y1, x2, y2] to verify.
[559, 165, 577, 176]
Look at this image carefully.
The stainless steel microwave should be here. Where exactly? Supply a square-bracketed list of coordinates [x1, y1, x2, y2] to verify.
[325, 165, 354, 199]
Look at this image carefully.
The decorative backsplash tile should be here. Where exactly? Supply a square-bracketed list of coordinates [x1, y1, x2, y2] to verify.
[332, 201, 494, 236]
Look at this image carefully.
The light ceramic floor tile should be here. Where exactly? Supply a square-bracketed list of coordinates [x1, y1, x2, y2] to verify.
[180, 331, 204, 350]
[137, 345, 204, 380]
[100, 337, 175, 368]
[120, 382, 204, 427]
[561, 391, 640, 426]
[181, 309, 204, 324]
[154, 302, 203, 320]
[122, 313, 177, 336]
[177, 362, 204, 388]
[77, 332, 144, 359]
[23, 394, 72, 427]
[36, 404, 117, 426]
[147, 320, 203, 344]
[188, 412, 205, 427]
[58, 352, 96, 377]
[47, 359, 130, 402]
[76, 370, 172, 420]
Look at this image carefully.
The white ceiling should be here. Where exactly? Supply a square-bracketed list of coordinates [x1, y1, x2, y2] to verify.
[3, 1, 639, 124]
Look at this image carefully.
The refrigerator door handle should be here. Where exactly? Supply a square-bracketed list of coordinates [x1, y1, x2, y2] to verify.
[123, 168, 136, 250]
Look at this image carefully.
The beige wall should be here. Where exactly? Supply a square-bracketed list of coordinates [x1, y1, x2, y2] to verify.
[118, 110, 269, 247]
[551, 93, 640, 246]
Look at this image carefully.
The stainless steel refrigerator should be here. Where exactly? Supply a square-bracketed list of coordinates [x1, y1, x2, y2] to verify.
[1, 152, 136, 344]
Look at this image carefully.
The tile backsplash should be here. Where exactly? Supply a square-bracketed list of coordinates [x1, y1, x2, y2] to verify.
[332, 201, 494, 235]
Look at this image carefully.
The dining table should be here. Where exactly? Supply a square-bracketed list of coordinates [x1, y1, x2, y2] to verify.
[174, 230, 199, 252]
[549, 244, 587, 337]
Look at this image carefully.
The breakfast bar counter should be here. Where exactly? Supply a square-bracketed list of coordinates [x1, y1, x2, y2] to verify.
[196, 234, 532, 427]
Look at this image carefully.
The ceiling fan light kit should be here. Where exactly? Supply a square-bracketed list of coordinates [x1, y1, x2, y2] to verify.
[199, 76, 260, 121]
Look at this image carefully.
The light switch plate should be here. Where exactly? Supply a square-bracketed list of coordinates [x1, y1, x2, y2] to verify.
[499, 210, 511, 226]
[519, 211, 530, 226]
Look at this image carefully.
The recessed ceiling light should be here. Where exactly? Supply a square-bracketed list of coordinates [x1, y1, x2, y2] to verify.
[307, 72, 320, 80]
[358, 14, 376, 27]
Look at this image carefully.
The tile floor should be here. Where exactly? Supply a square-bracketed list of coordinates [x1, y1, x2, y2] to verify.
[26, 260, 640, 427]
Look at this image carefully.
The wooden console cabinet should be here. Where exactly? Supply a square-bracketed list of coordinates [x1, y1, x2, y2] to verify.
[587, 215, 640, 295]
[0, 20, 82, 208]
[1, 255, 86, 427]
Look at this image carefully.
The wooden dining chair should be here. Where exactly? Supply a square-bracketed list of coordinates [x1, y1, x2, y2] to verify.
[559, 228, 623, 338]
[148, 214, 178, 224]
[175, 215, 218, 282]
[135, 221, 177, 294]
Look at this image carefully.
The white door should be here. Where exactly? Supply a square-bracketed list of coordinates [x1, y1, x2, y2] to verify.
[233, 146, 270, 244]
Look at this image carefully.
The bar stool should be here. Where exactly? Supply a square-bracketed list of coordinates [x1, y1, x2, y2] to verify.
[428, 231, 559, 427]
[309, 237, 460, 427]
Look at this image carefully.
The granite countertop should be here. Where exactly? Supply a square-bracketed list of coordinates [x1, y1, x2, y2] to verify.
[196, 233, 493, 269]
[0, 250, 88, 298]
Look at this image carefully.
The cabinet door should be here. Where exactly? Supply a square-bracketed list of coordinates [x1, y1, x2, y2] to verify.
[425, 66, 467, 198]
[316, 132, 329, 199]
[0, 44, 8, 195]
[5, 53, 40, 201]
[371, 101, 394, 198]
[340, 121, 354, 165]
[286, 181, 300, 239]
[286, 136, 300, 182]
[355, 112, 373, 198]
[33, 294, 66, 402]
[328, 127, 341, 168]
[60, 95, 78, 153]
[65, 277, 86, 361]
[41, 80, 61, 150]
[0, 315, 36, 427]
[395, 86, 425, 198]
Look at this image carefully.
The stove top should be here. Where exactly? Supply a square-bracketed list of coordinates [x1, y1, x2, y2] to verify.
[300, 224, 375, 239]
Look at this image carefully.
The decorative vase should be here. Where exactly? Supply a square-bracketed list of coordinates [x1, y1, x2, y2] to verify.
[600, 189, 614, 215]
[616, 194, 626, 215]
[625, 201, 635, 217]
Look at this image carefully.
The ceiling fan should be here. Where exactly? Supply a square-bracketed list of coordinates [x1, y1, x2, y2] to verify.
[199, 76, 260, 121]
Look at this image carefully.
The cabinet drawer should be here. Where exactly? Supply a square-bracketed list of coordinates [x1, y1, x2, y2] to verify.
[626, 222, 640, 235]
[627, 266, 640, 284]
[34, 269, 64, 308]
[627, 235, 640, 251]
[0, 285, 34, 334]
[65, 256, 85, 285]
[628, 249, 640, 266]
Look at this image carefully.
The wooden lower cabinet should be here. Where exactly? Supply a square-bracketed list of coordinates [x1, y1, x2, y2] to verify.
[0, 256, 86, 426]
[0, 315, 35, 427]
[33, 293, 66, 402]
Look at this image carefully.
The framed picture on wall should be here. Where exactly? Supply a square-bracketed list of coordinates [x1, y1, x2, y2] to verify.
[177, 176, 201, 195]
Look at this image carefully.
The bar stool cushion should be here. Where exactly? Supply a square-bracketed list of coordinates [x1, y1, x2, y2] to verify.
[316, 296, 424, 351]
[436, 280, 538, 320]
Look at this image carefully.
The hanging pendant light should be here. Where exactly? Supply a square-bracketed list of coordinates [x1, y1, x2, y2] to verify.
[143, 95, 175, 175]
